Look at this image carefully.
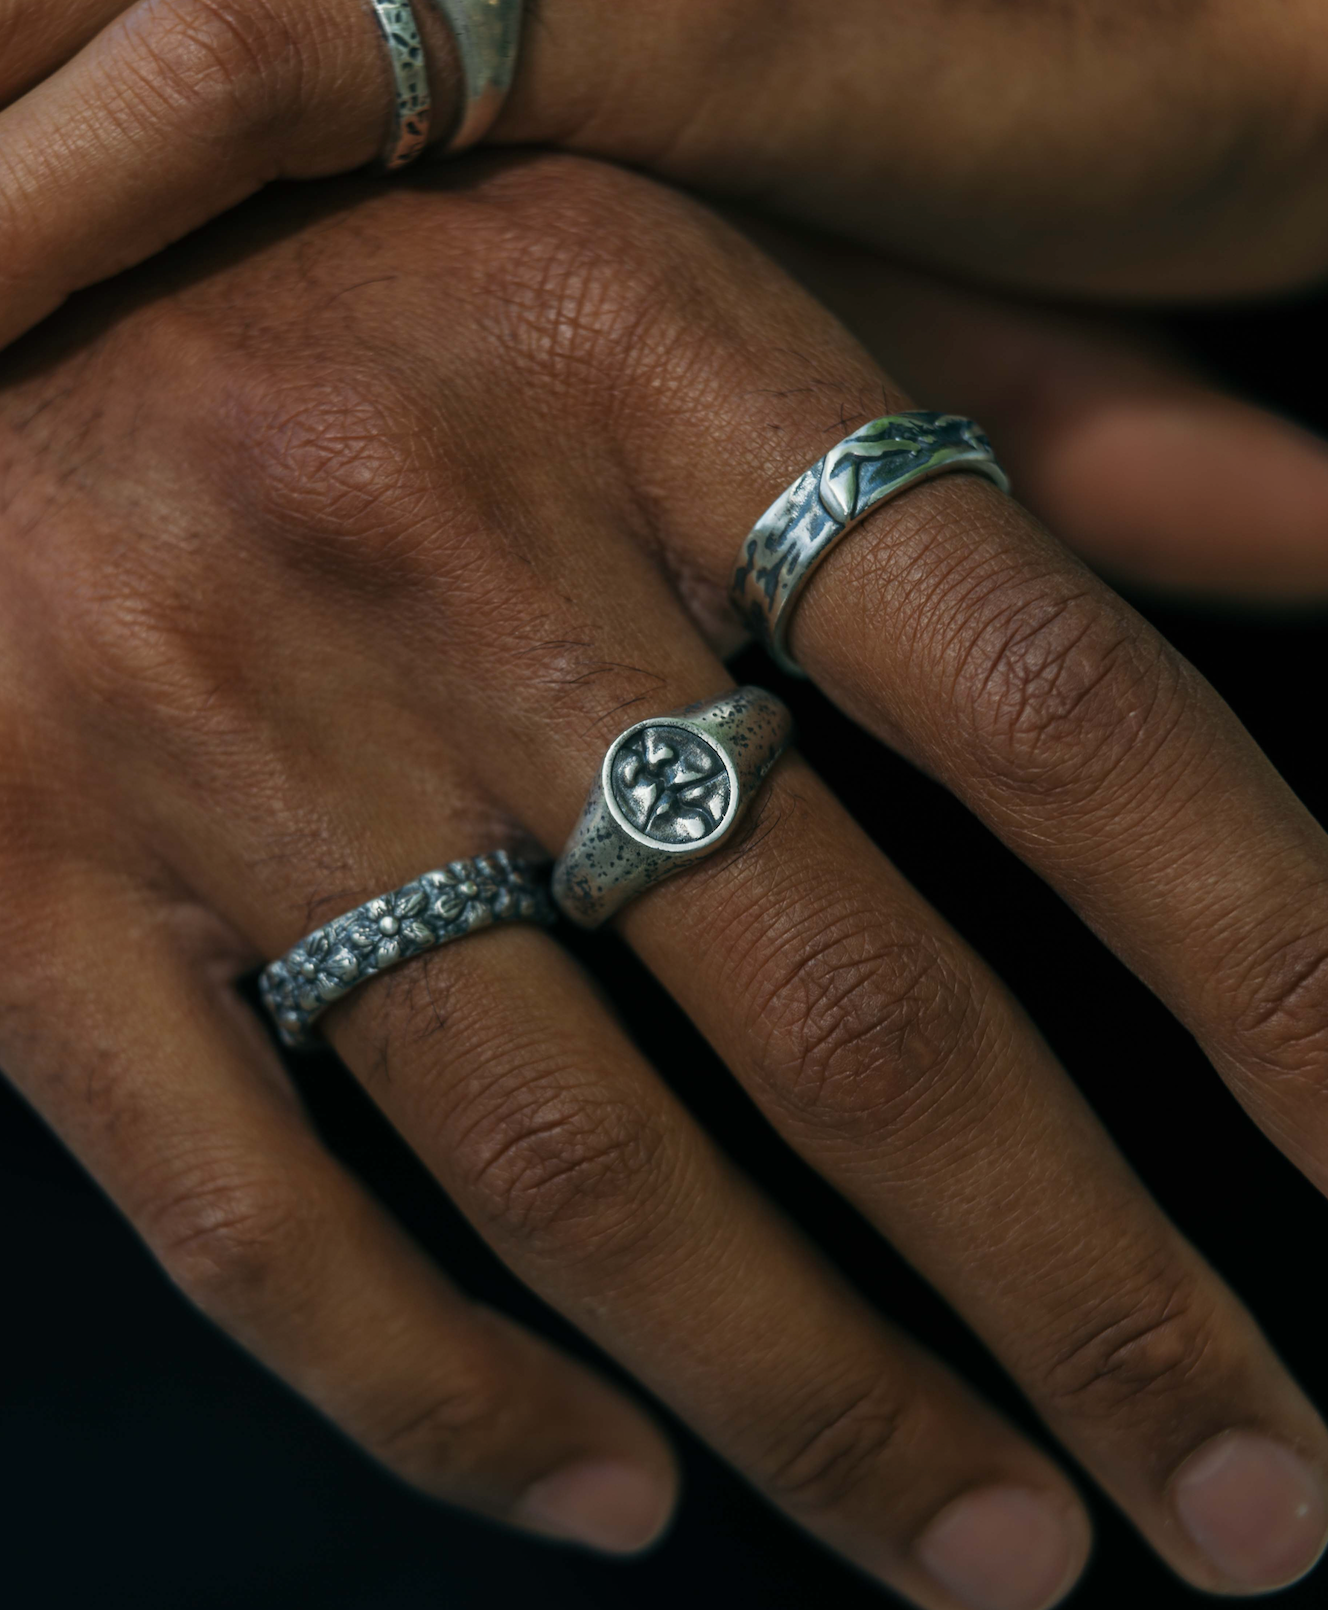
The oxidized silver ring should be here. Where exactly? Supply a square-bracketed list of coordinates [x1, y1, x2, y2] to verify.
[261, 851, 555, 1047]
[368, 0, 432, 169]
[731, 412, 1011, 677]
[431, 0, 524, 153]
[552, 688, 793, 929]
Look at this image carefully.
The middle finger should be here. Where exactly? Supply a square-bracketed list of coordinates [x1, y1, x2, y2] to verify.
[474, 585, 1328, 1594]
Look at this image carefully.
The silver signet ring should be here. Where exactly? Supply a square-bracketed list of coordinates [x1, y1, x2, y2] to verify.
[552, 687, 793, 929]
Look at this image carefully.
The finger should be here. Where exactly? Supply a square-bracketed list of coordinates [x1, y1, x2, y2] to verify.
[782, 460, 1328, 1199]
[0, 0, 462, 349]
[620, 755, 1328, 1596]
[331, 927, 1093, 1610]
[750, 232, 1328, 600]
[0, 0, 129, 104]
[173, 718, 1094, 1607]
[612, 207, 1328, 1209]
[429, 575, 1328, 1590]
[0, 864, 679, 1550]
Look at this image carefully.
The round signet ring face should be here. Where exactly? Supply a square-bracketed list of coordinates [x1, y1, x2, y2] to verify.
[603, 720, 739, 853]
[552, 687, 793, 929]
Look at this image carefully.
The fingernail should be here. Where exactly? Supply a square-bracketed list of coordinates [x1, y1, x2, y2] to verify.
[1173, 1431, 1328, 1588]
[916, 1486, 1085, 1610]
[513, 1458, 674, 1554]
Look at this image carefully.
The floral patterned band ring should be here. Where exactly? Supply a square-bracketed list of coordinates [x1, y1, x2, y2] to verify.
[731, 412, 1011, 677]
[260, 851, 556, 1048]
[552, 688, 794, 929]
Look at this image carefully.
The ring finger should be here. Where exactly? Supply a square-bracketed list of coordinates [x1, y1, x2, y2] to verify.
[0, 861, 680, 1552]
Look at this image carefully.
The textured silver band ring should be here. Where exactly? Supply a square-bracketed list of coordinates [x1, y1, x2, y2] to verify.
[369, 0, 432, 169]
[731, 412, 1011, 677]
[552, 688, 793, 929]
[261, 851, 555, 1047]
[431, 0, 524, 153]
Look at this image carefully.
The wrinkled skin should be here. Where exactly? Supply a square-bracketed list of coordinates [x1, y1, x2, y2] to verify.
[3, 0, 1328, 356]
[5, 156, 1328, 1605]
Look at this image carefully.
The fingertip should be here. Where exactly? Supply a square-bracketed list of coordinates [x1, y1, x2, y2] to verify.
[1171, 1431, 1328, 1592]
[1021, 389, 1328, 601]
[915, 1484, 1092, 1610]
[512, 1455, 679, 1555]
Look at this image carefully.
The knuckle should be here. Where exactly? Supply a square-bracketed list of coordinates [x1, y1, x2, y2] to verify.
[949, 573, 1182, 804]
[43, 286, 461, 603]
[230, 366, 438, 571]
[468, 156, 728, 404]
[1223, 922, 1328, 1082]
[123, 0, 301, 139]
[446, 1044, 667, 1254]
[482, 228, 673, 398]
[119, 300, 430, 566]
[149, 1165, 315, 1321]
[0, 742, 58, 895]
[762, 1379, 906, 1515]
[364, 1375, 514, 1488]
[743, 902, 990, 1140]
[33, 531, 243, 750]
[126, 302, 451, 587]
[1039, 1267, 1219, 1423]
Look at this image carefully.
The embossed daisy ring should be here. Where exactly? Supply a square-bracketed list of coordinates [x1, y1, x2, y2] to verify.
[552, 688, 794, 929]
[261, 851, 556, 1047]
[731, 412, 1011, 677]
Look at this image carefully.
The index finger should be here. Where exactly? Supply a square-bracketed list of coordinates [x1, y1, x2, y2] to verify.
[803, 478, 1328, 1177]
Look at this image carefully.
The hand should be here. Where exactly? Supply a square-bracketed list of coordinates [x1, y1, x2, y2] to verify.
[5, 154, 1328, 1607]
[4, 0, 1328, 357]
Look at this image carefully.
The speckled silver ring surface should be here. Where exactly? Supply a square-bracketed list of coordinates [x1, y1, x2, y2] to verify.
[552, 688, 794, 929]
[261, 852, 555, 1048]
[368, 0, 432, 169]
[430, 0, 524, 152]
[732, 412, 1010, 677]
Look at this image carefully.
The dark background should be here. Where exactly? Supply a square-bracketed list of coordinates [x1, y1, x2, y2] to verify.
[2, 283, 1327, 1608]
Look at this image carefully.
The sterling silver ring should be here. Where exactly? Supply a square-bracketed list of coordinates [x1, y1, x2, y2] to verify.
[368, 0, 433, 170]
[261, 851, 555, 1047]
[431, 0, 525, 153]
[552, 688, 793, 929]
[368, 0, 523, 169]
[731, 412, 1010, 677]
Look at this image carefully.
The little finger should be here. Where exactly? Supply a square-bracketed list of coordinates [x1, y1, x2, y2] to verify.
[0, 868, 679, 1549]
